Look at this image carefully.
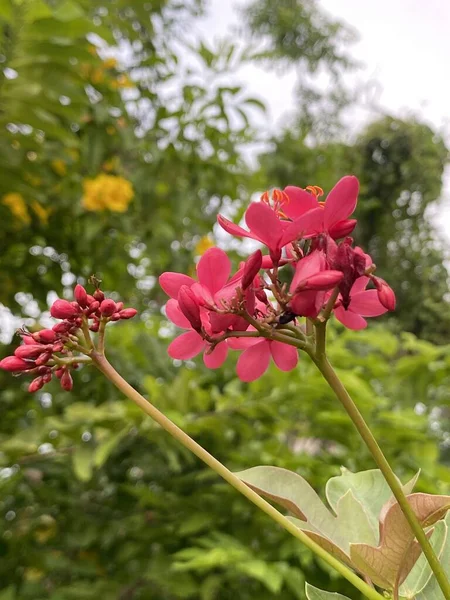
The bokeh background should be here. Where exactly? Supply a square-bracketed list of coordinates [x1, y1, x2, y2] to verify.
[1, 1, 450, 598]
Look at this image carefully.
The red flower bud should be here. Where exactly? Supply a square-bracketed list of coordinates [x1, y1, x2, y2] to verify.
[372, 276, 396, 311]
[93, 289, 105, 302]
[89, 321, 100, 332]
[15, 345, 48, 360]
[299, 270, 344, 291]
[51, 299, 79, 320]
[119, 308, 137, 320]
[115, 302, 124, 311]
[87, 300, 100, 315]
[42, 372, 53, 384]
[255, 289, 268, 303]
[35, 352, 52, 366]
[52, 342, 64, 353]
[328, 219, 357, 240]
[100, 299, 117, 316]
[86, 294, 95, 304]
[60, 370, 73, 391]
[74, 284, 88, 307]
[110, 312, 121, 321]
[28, 377, 44, 393]
[178, 286, 202, 332]
[32, 329, 57, 344]
[55, 368, 64, 379]
[0, 356, 34, 372]
[53, 322, 71, 334]
[21, 335, 36, 345]
[242, 250, 263, 290]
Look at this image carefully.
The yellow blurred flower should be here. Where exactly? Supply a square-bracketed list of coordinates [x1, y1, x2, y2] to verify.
[90, 67, 105, 85]
[195, 235, 215, 256]
[31, 201, 52, 225]
[106, 125, 116, 135]
[82, 174, 134, 213]
[103, 57, 118, 69]
[2, 192, 31, 225]
[24, 568, 45, 582]
[24, 173, 42, 187]
[51, 159, 67, 176]
[111, 74, 134, 89]
[102, 156, 120, 172]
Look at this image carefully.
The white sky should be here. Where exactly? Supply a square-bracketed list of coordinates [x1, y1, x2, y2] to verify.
[195, 0, 450, 237]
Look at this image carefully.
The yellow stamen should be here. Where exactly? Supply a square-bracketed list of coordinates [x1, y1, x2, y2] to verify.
[305, 185, 324, 199]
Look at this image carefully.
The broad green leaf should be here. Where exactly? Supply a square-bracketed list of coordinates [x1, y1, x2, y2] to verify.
[237, 466, 376, 561]
[72, 444, 93, 482]
[305, 583, 351, 600]
[416, 514, 450, 600]
[24, 0, 52, 22]
[235, 560, 283, 593]
[53, 0, 84, 22]
[400, 519, 447, 598]
[0, 0, 13, 24]
[350, 494, 450, 590]
[326, 468, 419, 540]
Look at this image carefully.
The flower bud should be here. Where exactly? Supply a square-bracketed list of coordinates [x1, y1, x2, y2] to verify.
[55, 368, 64, 379]
[372, 276, 396, 311]
[32, 329, 57, 344]
[115, 302, 124, 311]
[255, 289, 268, 303]
[0, 356, 34, 372]
[51, 299, 79, 320]
[87, 300, 100, 315]
[242, 250, 262, 290]
[110, 312, 121, 321]
[35, 352, 52, 366]
[60, 370, 73, 391]
[28, 377, 45, 393]
[178, 286, 202, 332]
[93, 289, 105, 302]
[100, 299, 117, 316]
[74, 284, 88, 307]
[89, 321, 100, 332]
[15, 345, 48, 360]
[52, 342, 64, 353]
[328, 219, 357, 240]
[299, 270, 343, 292]
[42, 372, 53, 384]
[86, 294, 95, 304]
[21, 335, 36, 345]
[53, 322, 71, 334]
[119, 308, 137, 320]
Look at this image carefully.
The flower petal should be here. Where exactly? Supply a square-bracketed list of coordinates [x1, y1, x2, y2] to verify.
[280, 207, 324, 246]
[168, 331, 205, 360]
[334, 306, 367, 330]
[290, 250, 326, 293]
[217, 214, 260, 241]
[236, 340, 271, 382]
[203, 341, 228, 369]
[197, 247, 231, 294]
[270, 341, 298, 371]
[165, 299, 190, 329]
[351, 276, 370, 295]
[159, 272, 195, 299]
[324, 176, 359, 229]
[245, 202, 283, 250]
[227, 335, 260, 350]
[349, 290, 388, 317]
[283, 186, 319, 219]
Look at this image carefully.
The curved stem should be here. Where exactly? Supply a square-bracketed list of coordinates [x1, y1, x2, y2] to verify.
[93, 352, 385, 600]
[311, 353, 450, 600]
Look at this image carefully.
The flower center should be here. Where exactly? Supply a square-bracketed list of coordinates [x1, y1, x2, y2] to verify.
[305, 185, 324, 199]
[261, 188, 290, 218]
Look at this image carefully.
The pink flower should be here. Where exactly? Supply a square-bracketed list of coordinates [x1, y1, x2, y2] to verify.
[229, 335, 298, 382]
[50, 299, 79, 320]
[217, 201, 322, 262]
[0, 356, 35, 372]
[283, 176, 359, 239]
[372, 276, 396, 311]
[289, 250, 343, 317]
[333, 277, 388, 330]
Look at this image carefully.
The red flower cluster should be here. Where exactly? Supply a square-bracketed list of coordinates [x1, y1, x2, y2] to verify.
[160, 176, 396, 381]
[0, 284, 137, 392]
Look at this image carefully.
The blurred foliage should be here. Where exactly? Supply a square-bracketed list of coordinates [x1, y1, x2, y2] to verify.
[1, 0, 450, 599]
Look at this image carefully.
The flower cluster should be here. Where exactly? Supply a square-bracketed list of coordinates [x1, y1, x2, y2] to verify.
[81, 174, 134, 212]
[160, 176, 396, 382]
[0, 284, 137, 393]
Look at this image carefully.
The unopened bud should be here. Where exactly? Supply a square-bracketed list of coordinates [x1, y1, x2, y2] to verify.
[28, 377, 44, 393]
[32, 329, 57, 344]
[42, 372, 53, 384]
[21, 335, 36, 345]
[35, 352, 52, 366]
[74, 284, 88, 307]
[86, 294, 95, 304]
[89, 321, 100, 332]
[53, 322, 71, 334]
[119, 308, 137, 320]
[372, 276, 396, 311]
[51, 299, 79, 320]
[55, 368, 64, 379]
[60, 370, 73, 391]
[115, 302, 124, 311]
[87, 300, 100, 315]
[255, 289, 268, 303]
[328, 219, 357, 240]
[110, 312, 121, 321]
[178, 286, 202, 332]
[15, 345, 49, 360]
[242, 250, 262, 290]
[52, 342, 64, 353]
[93, 289, 105, 302]
[299, 270, 343, 292]
[0, 356, 34, 372]
[100, 299, 117, 316]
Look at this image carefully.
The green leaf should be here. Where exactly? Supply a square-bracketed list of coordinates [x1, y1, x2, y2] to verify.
[0, 0, 13, 24]
[235, 560, 283, 593]
[416, 514, 450, 600]
[72, 445, 94, 482]
[305, 583, 351, 600]
[53, 0, 84, 22]
[400, 519, 448, 598]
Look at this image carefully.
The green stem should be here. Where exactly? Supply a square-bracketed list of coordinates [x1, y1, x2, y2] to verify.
[93, 352, 385, 600]
[313, 354, 450, 600]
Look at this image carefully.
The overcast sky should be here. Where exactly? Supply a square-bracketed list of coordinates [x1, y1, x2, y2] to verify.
[195, 0, 450, 236]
